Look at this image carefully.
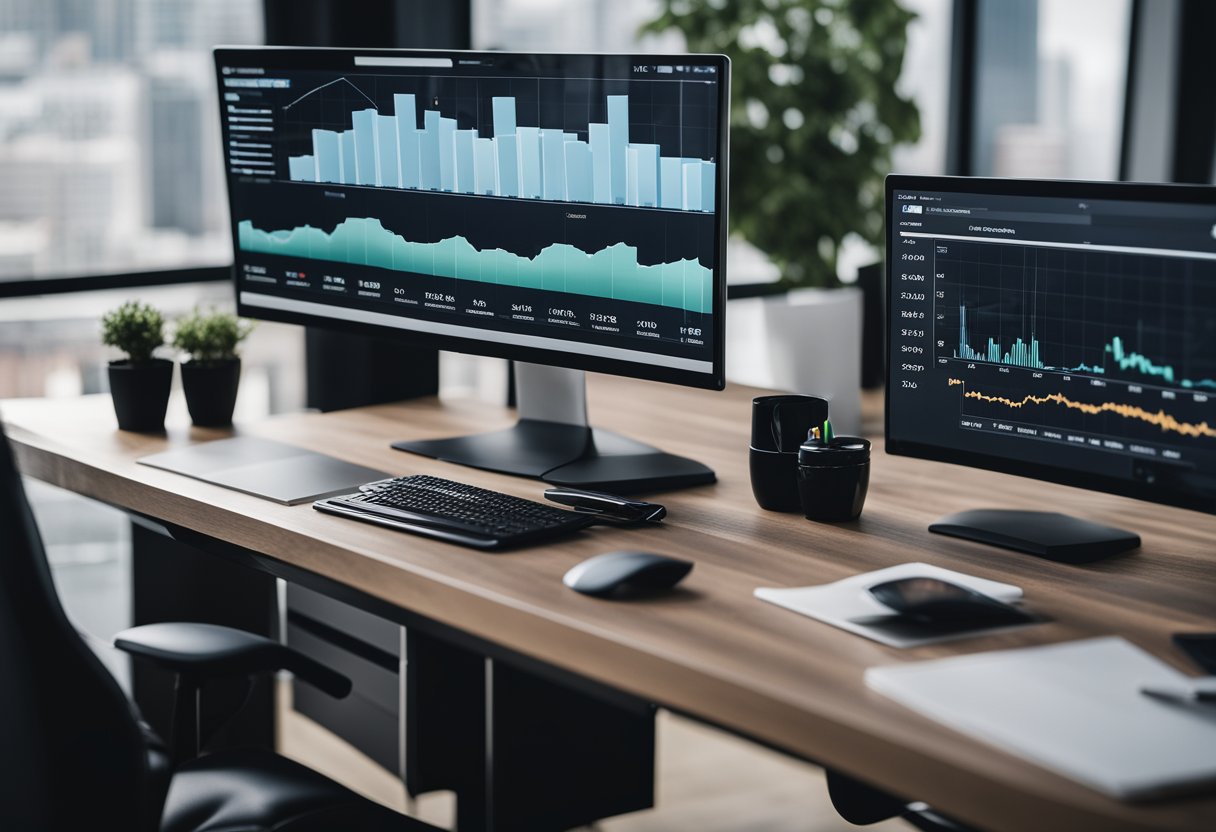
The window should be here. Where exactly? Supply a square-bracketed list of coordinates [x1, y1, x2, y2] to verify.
[971, 0, 1132, 180]
[0, 0, 263, 284]
[473, 0, 681, 53]
[891, 0, 953, 175]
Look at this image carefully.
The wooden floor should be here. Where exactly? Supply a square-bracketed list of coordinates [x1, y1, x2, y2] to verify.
[277, 683, 908, 832]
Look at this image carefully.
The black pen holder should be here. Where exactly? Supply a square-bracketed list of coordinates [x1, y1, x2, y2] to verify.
[797, 436, 871, 522]
[750, 394, 829, 512]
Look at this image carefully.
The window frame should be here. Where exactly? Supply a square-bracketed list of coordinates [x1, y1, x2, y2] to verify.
[0, 266, 231, 300]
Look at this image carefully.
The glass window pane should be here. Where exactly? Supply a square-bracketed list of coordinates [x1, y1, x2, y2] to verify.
[0, 0, 263, 284]
[973, 0, 1132, 180]
[892, 0, 953, 175]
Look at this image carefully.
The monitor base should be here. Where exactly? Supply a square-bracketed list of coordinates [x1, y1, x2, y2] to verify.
[393, 419, 715, 494]
[929, 509, 1140, 564]
[394, 363, 715, 493]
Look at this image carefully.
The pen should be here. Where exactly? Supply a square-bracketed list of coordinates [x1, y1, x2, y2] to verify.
[1140, 678, 1216, 705]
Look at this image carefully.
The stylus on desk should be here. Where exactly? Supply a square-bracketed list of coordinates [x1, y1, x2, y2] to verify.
[543, 487, 667, 525]
[1140, 678, 1216, 706]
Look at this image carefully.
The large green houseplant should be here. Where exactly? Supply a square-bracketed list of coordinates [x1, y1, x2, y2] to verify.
[646, 0, 920, 429]
[643, 0, 921, 288]
[173, 308, 253, 427]
[102, 301, 173, 432]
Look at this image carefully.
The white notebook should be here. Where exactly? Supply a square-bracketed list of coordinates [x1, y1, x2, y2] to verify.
[866, 637, 1216, 801]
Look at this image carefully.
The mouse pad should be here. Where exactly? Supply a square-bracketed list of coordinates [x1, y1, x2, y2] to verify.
[755, 562, 1044, 648]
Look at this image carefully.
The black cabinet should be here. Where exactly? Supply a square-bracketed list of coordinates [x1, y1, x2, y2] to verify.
[285, 581, 656, 832]
[286, 583, 403, 776]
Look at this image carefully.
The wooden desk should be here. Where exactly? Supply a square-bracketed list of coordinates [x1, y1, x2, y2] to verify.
[5, 376, 1214, 832]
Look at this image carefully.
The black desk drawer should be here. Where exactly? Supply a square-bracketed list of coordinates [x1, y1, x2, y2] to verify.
[286, 618, 400, 715]
[286, 582, 401, 656]
[293, 682, 400, 775]
[285, 585, 403, 774]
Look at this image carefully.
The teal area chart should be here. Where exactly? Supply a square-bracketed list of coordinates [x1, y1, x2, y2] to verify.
[238, 218, 712, 313]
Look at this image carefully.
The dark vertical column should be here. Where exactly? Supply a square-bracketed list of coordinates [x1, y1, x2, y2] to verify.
[858, 262, 885, 390]
[405, 628, 656, 832]
[1120, 0, 1215, 184]
[1170, 0, 1216, 183]
[393, 1, 472, 49]
[944, 0, 977, 176]
[261, 0, 472, 411]
[487, 661, 655, 831]
[405, 630, 489, 831]
[1117, 0, 1142, 181]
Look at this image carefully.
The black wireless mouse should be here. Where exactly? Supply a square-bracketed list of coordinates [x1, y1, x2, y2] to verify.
[563, 551, 693, 597]
[868, 577, 1033, 625]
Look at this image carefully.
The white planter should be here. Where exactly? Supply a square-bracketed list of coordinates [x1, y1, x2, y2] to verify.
[759, 287, 863, 435]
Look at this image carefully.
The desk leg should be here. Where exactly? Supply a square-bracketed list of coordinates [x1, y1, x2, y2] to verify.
[130, 518, 278, 751]
[405, 629, 488, 828]
[487, 661, 655, 831]
[406, 629, 655, 832]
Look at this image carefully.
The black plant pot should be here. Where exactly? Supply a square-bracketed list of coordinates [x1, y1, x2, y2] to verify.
[181, 358, 241, 427]
[108, 359, 173, 433]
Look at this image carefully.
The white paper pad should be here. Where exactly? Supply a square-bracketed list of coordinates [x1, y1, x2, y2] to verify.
[754, 562, 1025, 648]
[866, 637, 1216, 801]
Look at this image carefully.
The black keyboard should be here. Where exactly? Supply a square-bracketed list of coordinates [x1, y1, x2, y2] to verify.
[314, 475, 595, 549]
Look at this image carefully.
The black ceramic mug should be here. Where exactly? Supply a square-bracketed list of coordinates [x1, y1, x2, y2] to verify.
[749, 394, 830, 512]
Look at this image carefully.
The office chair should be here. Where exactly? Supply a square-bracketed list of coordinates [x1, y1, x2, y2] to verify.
[827, 769, 981, 832]
[0, 419, 438, 832]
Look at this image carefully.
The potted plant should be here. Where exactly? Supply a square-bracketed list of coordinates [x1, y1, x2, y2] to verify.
[643, 0, 920, 430]
[102, 301, 173, 432]
[172, 308, 253, 427]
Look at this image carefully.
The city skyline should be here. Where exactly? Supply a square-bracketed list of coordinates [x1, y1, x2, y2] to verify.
[0, 0, 262, 279]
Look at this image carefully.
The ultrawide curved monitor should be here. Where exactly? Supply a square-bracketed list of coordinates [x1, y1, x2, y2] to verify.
[214, 47, 729, 390]
[886, 175, 1216, 514]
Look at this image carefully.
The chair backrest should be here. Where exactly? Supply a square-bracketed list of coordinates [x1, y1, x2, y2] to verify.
[0, 418, 150, 831]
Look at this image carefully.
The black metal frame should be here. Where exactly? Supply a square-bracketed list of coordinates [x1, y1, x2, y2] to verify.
[883, 173, 1216, 516]
[944, 0, 976, 177]
[1116, 0, 1142, 182]
[0, 265, 230, 300]
[1169, 0, 1216, 183]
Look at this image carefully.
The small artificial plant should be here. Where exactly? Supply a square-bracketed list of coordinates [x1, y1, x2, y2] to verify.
[101, 301, 166, 364]
[172, 308, 254, 365]
[642, 0, 921, 288]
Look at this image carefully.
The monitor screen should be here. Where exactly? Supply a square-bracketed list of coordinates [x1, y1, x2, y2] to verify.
[885, 176, 1216, 513]
[214, 48, 728, 389]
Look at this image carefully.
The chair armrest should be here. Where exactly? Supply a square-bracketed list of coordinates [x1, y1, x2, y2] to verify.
[115, 622, 351, 699]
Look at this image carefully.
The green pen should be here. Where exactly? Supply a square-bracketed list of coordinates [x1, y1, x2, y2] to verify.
[822, 419, 834, 443]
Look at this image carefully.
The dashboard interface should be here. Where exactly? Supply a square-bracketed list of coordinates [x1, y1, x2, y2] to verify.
[215, 49, 726, 385]
[886, 177, 1216, 511]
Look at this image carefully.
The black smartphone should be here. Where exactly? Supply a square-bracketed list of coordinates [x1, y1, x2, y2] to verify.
[1174, 633, 1216, 674]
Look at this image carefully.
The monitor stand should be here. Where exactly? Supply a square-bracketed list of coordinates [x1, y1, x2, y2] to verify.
[929, 509, 1141, 564]
[392, 363, 716, 494]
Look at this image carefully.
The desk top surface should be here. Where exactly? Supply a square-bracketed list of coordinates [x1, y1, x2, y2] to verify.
[5, 376, 1214, 832]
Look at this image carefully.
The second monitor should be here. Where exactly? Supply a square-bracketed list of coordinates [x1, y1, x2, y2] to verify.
[885, 175, 1216, 561]
[214, 48, 730, 492]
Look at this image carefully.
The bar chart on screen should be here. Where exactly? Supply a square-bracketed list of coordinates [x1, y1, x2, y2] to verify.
[278, 75, 718, 212]
[934, 238, 1216, 392]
